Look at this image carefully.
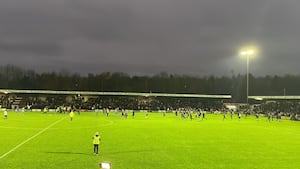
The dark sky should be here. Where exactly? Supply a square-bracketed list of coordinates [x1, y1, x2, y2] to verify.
[1, 0, 300, 76]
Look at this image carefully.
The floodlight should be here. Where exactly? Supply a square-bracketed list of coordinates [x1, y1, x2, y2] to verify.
[255, 97, 263, 101]
[247, 50, 254, 55]
[241, 50, 254, 56]
[241, 51, 247, 55]
[100, 162, 111, 169]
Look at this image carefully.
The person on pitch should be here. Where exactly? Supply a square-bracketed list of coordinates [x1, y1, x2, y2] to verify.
[69, 110, 74, 121]
[93, 132, 101, 155]
[3, 109, 8, 119]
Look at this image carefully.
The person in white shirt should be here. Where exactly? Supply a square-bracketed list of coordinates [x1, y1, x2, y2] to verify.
[4, 110, 8, 119]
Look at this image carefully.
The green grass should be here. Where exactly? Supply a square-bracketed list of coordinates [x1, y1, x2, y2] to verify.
[0, 111, 299, 169]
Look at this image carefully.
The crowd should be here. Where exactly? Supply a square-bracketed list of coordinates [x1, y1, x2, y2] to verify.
[0, 94, 299, 121]
[13, 95, 223, 111]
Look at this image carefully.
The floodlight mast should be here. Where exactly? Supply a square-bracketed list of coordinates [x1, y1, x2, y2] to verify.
[241, 49, 254, 104]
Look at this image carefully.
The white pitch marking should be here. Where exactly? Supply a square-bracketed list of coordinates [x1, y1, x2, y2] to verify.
[0, 118, 114, 130]
[0, 117, 66, 159]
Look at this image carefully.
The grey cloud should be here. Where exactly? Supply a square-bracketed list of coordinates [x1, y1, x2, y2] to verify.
[0, 0, 300, 76]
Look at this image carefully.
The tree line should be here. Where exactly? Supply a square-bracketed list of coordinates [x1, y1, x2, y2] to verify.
[1, 65, 300, 102]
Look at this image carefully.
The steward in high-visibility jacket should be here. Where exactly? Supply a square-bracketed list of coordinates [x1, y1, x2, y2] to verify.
[69, 111, 74, 121]
[93, 132, 101, 155]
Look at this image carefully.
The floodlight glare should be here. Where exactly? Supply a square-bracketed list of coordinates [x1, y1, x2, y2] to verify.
[100, 162, 111, 169]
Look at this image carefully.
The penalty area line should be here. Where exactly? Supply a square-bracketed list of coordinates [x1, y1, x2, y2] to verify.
[0, 117, 67, 160]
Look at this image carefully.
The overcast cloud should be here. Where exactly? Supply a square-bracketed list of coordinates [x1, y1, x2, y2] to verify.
[0, 0, 300, 76]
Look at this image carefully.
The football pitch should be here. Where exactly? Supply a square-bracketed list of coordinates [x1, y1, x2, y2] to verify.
[0, 111, 299, 169]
